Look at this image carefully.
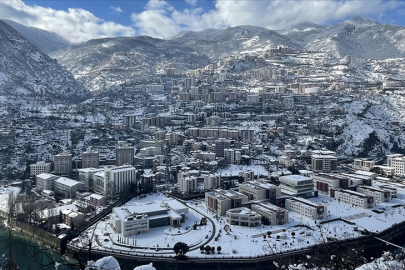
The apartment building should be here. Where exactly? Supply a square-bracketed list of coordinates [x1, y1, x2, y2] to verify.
[238, 180, 281, 202]
[36, 173, 58, 192]
[30, 161, 51, 176]
[204, 174, 221, 189]
[356, 186, 391, 204]
[331, 189, 375, 209]
[353, 158, 375, 171]
[386, 154, 405, 176]
[311, 154, 337, 172]
[205, 190, 248, 216]
[54, 150, 72, 175]
[226, 207, 261, 227]
[239, 170, 255, 182]
[279, 175, 315, 198]
[251, 202, 289, 225]
[215, 138, 231, 157]
[285, 197, 326, 219]
[115, 142, 134, 166]
[81, 148, 99, 169]
[177, 170, 199, 193]
[62, 209, 85, 228]
[240, 129, 255, 143]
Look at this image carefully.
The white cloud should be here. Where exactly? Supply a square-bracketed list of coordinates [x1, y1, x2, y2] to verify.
[0, 0, 135, 43]
[131, 0, 403, 39]
[110, 6, 124, 15]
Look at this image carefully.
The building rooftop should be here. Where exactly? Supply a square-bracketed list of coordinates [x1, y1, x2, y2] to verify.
[55, 177, 81, 187]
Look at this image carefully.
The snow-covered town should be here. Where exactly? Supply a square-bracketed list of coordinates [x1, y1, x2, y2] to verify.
[3, 9, 405, 270]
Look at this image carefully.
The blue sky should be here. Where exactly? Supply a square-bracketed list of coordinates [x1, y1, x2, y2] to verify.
[1, 0, 404, 43]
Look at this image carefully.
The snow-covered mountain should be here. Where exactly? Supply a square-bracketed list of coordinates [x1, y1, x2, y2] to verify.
[283, 17, 405, 60]
[170, 25, 300, 59]
[51, 36, 211, 92]
[0, 20, 89, 102]
[2, 19, 70, 54]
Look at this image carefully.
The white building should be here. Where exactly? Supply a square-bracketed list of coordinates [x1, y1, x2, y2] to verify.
[332, 189, 375, 209]
[312, 174, 341, 196]
[311, 154, 337, 172]
[204, 174, 221, 189]
[205, 189, 248, 216]
[177, 170, 199, 193]
[251, 202, 289, 225]
[104, 165, 137, 198]
[279, 175, 314, 198]
[386, 154, 405, 176]
[36, 173, 58, 192]
[30, 161, 51, 176]
[78, 168, 104, 189]
[238, 180, 281, 201]
[54, 177, 84, 198]
[226, 207, 261, 227]
[110, 201, 187, 237]
[356, 186, 391, 204]
[285, 197, 326, 219]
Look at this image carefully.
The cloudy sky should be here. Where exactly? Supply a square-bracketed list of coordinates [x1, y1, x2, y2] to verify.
[0, 0, 403, 43]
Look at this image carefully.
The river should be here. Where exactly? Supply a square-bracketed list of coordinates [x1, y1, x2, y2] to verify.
[0, 219, 76, 270]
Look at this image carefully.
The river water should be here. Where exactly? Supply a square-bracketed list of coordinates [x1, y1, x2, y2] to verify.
[0, 220, 76, 270]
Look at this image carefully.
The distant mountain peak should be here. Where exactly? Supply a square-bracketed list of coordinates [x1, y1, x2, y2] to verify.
[289, 21, 326, 30]
[346, 16, 380, 26]
[2, 19, 70, 54]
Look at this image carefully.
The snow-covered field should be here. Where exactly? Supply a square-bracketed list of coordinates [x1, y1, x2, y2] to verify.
[71, 183, 405, 259]
[0, 186, 20, 213]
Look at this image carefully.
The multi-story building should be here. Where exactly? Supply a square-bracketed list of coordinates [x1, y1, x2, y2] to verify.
[30, 161, 51, 176]
[285, 197, 326, 219]
[312, 174, 341, 196]
[279, 175, 315, 198]
[331, 189, 375, 209]
[62, 209, 85, 228]
[226, 207, 261, 227]
[376, 185, 397, 199]
[115, 142, 134, 166]
[81, 149, 99, 169]
[353, 158, 376, 171]
[78, 168, 104, 189]
[239, 170, 255, 182]
[165, 132, 179, 145]
[251, 202, 289, 225]
[205, 190, 248, 216]
[140, 146, 162, 157]
[311, 154, 337, 172]
[36, 173, 58, 192]
[215, 138, 231, 157]
[54, 150, 72, 175]
[386, 154, 405, 176]
[54, 177, 84, 198]
[104, 165, 137, 198]
[123, 115, 138, 129]
[240, 129, 255, 143]
[238, 180, 281, 203]
[356, 186, 391, 204]
[204, 174, 221, 189]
